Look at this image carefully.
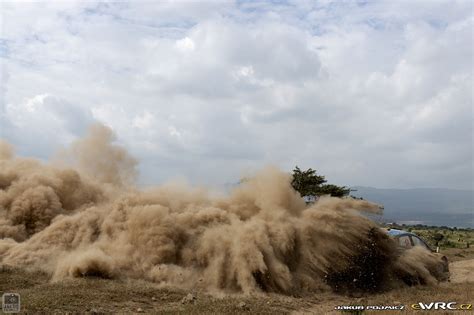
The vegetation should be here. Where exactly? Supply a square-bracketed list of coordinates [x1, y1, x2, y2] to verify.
[384, 223, 474, 249]
[291, 166, 350, 197]
[432, 233, 444, 247]
[1, 263, 472, 314]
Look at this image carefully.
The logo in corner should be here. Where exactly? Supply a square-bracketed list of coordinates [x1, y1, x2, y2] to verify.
[2, 293, 20, 313]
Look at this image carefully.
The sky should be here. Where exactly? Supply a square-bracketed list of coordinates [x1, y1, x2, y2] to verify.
[0, 0, 472, 190]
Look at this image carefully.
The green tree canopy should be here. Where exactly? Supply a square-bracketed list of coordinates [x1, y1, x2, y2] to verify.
[291, 166, 350, 198]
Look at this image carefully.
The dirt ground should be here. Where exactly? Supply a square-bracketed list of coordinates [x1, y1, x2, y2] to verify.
[1, 248, 473, 314]
[450, 260, 474, 284]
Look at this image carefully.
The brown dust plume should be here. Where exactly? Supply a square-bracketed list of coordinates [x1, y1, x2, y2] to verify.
[0, 124, 448, 294]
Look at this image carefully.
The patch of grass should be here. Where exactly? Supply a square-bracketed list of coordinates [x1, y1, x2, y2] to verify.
[0, 265, 49, 292]
[1, 258, 473, 314]
[412, 228, 474, 249]
[0, 267, 307, 314]
[384, 224, 474, 250]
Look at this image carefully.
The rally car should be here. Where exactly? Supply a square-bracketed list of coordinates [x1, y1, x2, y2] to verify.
[386, 228, 450, 281]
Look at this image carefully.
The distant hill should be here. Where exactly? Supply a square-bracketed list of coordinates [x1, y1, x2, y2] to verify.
[351, 187, 474, 228]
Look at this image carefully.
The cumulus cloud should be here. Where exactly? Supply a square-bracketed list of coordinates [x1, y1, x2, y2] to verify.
[0, 1, 472, 189]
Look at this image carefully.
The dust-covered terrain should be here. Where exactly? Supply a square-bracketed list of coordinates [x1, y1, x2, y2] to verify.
[0, 124, 463, 313]
[450, 259, 474, 284]
[1, 255, 473, 314]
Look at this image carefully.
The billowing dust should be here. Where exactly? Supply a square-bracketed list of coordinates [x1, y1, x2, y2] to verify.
[0, 124, 448, 294]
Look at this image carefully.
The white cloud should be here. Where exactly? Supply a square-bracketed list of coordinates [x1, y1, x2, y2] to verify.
[24, 94, 49, 112]
[132, 111, 155, 130]
[0, 1, 472, 189]
[168, 125, 181, 138]
[176, 37, 195, 52]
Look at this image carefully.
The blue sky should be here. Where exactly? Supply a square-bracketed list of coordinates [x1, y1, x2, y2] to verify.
[0, 0, 472, 190]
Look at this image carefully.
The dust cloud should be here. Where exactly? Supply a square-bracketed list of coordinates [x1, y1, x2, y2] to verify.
[0, 124, 447, 294]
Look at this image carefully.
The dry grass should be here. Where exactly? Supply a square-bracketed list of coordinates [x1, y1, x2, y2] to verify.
[410, 228, 474, 250]
[1, 248, 473, 314]
[443, 247, 474, 262]
[0, 267, 308, 314]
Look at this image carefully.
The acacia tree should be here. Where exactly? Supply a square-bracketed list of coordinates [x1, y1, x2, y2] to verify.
[432, 233, 444, 247]
[291, 166, 350, 198]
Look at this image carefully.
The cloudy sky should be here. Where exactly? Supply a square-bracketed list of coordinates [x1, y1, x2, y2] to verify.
[0, 0, 472, 190]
